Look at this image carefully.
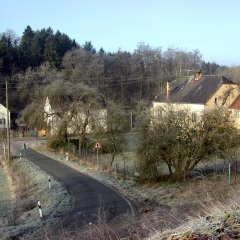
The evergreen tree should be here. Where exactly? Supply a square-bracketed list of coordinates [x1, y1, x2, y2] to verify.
[83, 41, 96, 54]
[98, 47, 105, 56]
[0, 34, 18, 75]
[18, 25, 35, 69]
[54, 31, 77, 58]
[43, 35, 60, 68]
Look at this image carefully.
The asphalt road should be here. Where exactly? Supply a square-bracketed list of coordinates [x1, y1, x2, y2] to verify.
[11, 139, 135, 232]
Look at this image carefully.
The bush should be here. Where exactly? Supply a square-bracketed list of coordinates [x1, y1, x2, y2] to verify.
[137, 107, 240, 182]
[48, 138, 68, 152]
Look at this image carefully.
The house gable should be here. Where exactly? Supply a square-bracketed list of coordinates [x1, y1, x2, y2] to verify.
[205, 83, 240, 110]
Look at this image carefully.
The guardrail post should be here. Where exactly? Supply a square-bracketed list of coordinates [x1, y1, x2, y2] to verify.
[38, 201, 43, 218]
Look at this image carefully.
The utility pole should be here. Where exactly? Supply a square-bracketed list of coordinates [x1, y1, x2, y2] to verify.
[6, 80, 10, 161]
[130, 109, 133, 131]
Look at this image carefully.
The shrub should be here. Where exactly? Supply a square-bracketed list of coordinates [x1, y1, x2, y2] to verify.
[137, 107, 240, 182]
[48, 138, 68, 152]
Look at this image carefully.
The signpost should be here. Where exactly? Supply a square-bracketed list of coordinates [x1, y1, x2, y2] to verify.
[94, 142, 101, 167]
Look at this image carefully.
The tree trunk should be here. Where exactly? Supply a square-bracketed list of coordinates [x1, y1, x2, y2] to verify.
[139, 75, 142, 101]
[121, 76, 124, 105]
[110, 152, 115, 167]
[110, 145, 116, 166]
[78, 137, 82, 156]
[167, 163, 173, 175]
[147, 78, 150, 101]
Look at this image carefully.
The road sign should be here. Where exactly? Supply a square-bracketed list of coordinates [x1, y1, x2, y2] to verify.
[94, 142, 101, 167]
[94, 142, 101, 149]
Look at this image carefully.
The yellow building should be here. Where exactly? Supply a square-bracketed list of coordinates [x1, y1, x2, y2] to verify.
[152, 71, 240, 120]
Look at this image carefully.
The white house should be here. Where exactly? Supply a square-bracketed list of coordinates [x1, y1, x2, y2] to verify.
[0, 103, 10, 129]
[44, 97, 58, 135]
[44, 97, 107, 136]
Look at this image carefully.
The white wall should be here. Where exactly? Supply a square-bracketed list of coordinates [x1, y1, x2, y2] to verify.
[67, 109, 107, 134]
[44, 97, 58, 135]
[152, 101, 204, 113]
[44, 97, 108, 135]
[0, 104, 10, 128]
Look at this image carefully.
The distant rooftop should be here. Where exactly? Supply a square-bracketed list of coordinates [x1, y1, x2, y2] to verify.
[154, 75, 235, 104]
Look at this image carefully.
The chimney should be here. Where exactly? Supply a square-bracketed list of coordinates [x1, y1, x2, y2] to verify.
[166, 81, 170, 99]
[194, 70, 202, 81]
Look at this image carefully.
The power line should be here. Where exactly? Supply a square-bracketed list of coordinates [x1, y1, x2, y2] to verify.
[1, 72, 179, 86]
[4, 74, 179, 90]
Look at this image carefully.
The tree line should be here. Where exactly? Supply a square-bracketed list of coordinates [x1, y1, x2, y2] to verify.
[0, 26, 77, 74]
[0, 25, 226, 111]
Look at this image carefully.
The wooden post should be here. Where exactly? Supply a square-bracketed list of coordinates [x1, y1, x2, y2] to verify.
[3, 144, 6, 159]
[97, 147, 99, 167]
[234, 161, 237, 183]
[6, 80, 10, 161]
[228, 162, 231, 185]
[24, 143, 26, 156]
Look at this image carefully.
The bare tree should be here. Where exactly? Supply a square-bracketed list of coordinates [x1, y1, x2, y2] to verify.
[96, 101, 128, 166]
[44, 80, 104, 154]
[137, 106, 240, 181]
[67, 92, 102, 155]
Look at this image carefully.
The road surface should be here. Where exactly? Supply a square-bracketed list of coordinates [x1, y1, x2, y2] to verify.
[12, 139, 136, 232]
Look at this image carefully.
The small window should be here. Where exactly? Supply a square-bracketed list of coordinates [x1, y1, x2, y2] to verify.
[214, 98, 218, 105]
[235, 110, 240, 118]
[0, 118, 5, 124]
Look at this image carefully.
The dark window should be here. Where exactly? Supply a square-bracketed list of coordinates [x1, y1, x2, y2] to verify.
[0, 118, 5, 124]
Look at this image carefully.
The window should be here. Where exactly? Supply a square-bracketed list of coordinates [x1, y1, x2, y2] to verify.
[235, 110, 240, 118]
[0, 118, 5, 124]
[214, 98, 218, 105]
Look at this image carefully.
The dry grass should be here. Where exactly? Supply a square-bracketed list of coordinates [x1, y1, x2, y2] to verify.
[30, 208, 121, 240]
[147, 177, 240, 240]
[146, 174, 238, 207]
[5, 158, 36, 225]
[0, 154, 71, 239]
[31, 140, 240, 239]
